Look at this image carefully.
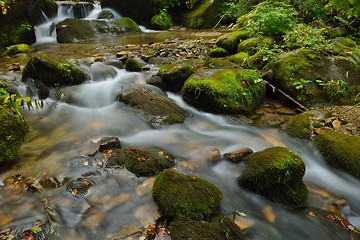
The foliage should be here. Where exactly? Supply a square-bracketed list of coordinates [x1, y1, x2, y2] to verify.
[325, 0, 360, 30]
[220, 0, 263, 23]
[316, 79, 349, 102]
[290, 0, 326, 22]
[150, 9, 174, 30]
[0, 0, 13, 14]
[236, 1, 297, 36]
[284, 23, 328, 50]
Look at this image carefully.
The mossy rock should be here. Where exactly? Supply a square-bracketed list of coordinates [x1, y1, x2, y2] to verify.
[116, 17, 142, 32]
[284, 113, 312, 139]
[0, 20, 36, 47]
[181, 69, 264, 115]
[97, 9, 115, 19]
[182, 0, 223, 29]
[247, 49, 274, 69]
[157, 63, 195, 92]
[209, 46, 230, 58]
[328, 37, 357, 55]
[169, 216, 246, 240]
[216, 30, 250, 53]
[125, 58, 142, 72]
[2, 44, 34, 56]
[238, 146, 308, 208]
[117, 88, 188, 127]
[237, 37, 273, 55]
[22, 53, 88, 88]
[118, 147, 175, 177]
[209, 59, 236, 69]
[269, 48, 360, 105]
[150, 11, 174, 30]
[315, 130, 360, 179]
[0, 106, 30, 163]
[152, 169, 222, 220]
[228, 52, 249, 67]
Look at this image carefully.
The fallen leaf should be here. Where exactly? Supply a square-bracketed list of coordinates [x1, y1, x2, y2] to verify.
[308, 211, 316, 217]
[71, 189, 78, 196]
[83, 180, 90, 186]
[262, 205, 276, 223]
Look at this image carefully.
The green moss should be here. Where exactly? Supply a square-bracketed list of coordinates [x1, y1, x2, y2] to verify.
[150, 11, 174, 30]
[120, 147, 175, 177]
[0, 106, 30, 163]
[117, 17, 141, 32]
[2, 44, 34, 56]
[125, 58, 142, 72]
[228, 52, 249, 67]
[315, 130, 360, 179]
[22, 53, 88, 87]
[238, 146, 307, 208]
[237, 37, 273, 55]
[182, 0, 223, 29]
[209, 47, 229, 57]
[209, 59, 236, 69]
[152, 169, 222, 220]
[181, 69, 264, 114]
[169, 216, 245, 240]
[284, 113, 312, 139]
[158, 64, 194, 92]
[247, 49, 274, 69]
[216, 30, 250, 53]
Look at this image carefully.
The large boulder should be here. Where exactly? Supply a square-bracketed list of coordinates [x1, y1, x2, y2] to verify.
[101, 0, 153, 26]
[56, 17, 141, 43]
[182, 0, 223, 29]
[215, 30, 250, 54]
[117, 87, 188, 128]
[156, 63, 195, 92]
[22, 53, 88, 93]
[267, 48, 360, 106]
[0, 105, 30, 163]
[152, 169, 222, 220]
[238, 146, 308, 208]
[181, 69, 264, 114]
[315, 130, 360, 179]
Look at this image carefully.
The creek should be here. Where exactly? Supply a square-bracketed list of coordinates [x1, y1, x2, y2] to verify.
[0, 3, 360, 240]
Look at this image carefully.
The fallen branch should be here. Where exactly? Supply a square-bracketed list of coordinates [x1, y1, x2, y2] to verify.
[263, 80, 308, 112]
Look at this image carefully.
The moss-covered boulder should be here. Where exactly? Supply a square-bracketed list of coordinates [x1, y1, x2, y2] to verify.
[56, 17, 141, 43]
[157, 63, 195, 92]
[150, 11, 174, 30]
[152, 169, 222, 220]
[182, 0, 223, 29]
[125, 58, 142, 72]
[215, 30, 250, 54]
[315, 130, 360, 179]
[268, 48, 360, 106]
[209, 46, 229, 58]
[228, 52, 249, 67]
[284, 113, 312, 139]
[119, 147, 175, 177]
[181, 69, 264, 114]
[117, 87, 188, 127]
[0, 106, 30, 163]
[22, 53, 88, 90]
[237, 37, 273, 55]
[238, 146, 308, 208]
[169, 216, 246, 240]
[2, 44, 34, 56]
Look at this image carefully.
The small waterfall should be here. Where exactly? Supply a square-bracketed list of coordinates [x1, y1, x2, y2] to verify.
[34, 1, 102, 44]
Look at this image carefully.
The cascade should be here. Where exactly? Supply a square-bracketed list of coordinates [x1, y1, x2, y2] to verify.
[34, 1, 103, 44]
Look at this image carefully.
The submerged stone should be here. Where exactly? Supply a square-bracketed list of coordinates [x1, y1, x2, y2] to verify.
[315, 130, 360, 179]
[152, 169, 222, 220]
[238, 146, 308, 208]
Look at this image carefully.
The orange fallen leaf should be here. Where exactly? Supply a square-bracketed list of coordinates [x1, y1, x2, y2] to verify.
[71, 189, 78, 196]
[308, 211, 316, 217]
[83, 180, 90, 185]
[262, 205, 276, 223]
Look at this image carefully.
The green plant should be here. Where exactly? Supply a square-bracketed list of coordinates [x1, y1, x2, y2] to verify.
[284, 23, 328, 50]
[0, 0, 13, 14]
[236, 1, 297, 36]
[325, 0, 360, 30]
[323, 79, 349, 101]
[1, 88, 43, 114]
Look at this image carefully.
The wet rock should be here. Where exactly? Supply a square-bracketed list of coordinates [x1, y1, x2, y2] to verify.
[223, 147, 253, 164]
[117, 87, 188, 127]
[125, 57, 142, 72]
[22, 53, 88, 88]
[169, 216, 246, 240]
[315, 129, 360, 179]
[254, 113, 287, 128]
[98, 137, 122, 152]
[284, 113, 313, 139]
[238, 146, 308, 208]
[228, 52, 249, 67]
[97, 9, 114, 19]
[205, 147, 221, 165]
[152, 169, 222, 220]
[156, 63, 195, 92]
[182, 69, 265, 115]
[66, 178, 95, 198]
[118, 147, 175, 177]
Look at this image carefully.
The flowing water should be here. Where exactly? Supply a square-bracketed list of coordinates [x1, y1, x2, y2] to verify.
[1, 4, 360, 240]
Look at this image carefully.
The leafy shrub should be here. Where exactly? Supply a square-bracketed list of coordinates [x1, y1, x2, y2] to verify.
[325, 0, 360, 29]
[236, 1, 297, 36]
[290, 0, 326, 22]
[284, 23, 328, 50]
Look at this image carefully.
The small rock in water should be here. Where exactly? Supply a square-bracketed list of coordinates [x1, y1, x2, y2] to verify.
[223, 148, 254, 164]
[98, 137, 122, 152]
